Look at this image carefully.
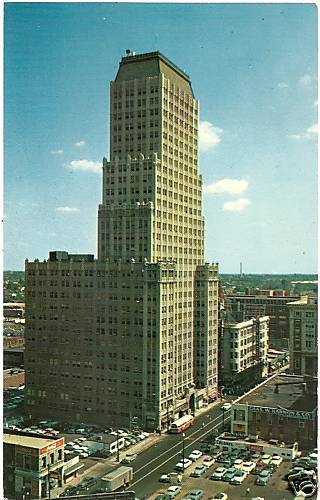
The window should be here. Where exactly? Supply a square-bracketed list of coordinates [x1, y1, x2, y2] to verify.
[50, 452, 54, 465]
[41, 456, 47, 468]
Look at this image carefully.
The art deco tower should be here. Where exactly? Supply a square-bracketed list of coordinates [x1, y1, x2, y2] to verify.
[25, 52, 219, 430]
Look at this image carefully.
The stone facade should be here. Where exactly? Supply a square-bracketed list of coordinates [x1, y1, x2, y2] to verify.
[25, 52, 219, 430]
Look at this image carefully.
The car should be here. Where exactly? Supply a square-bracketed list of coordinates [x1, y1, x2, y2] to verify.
[233, 458, 243, 469]
[230, 470, 247, 485]
[221, 403, 232, 411]
[160, 473, 175, 483]
[188, 450, 203, 461]
[222, 468, 238, 482]
[175, 458, 193, 471]
[260, 454, 272, 465]
[256, 470, 271, 485]
[186, 490, 204, 500]
[79, 452, 89, 458]
[256, 475, 270, 486]
[211, 467, 227, 480]
[284, 466, 305, 479]
[270, 455, 283, 467]
[166, 485, 182, 497]
[242, 461, 256, 473]
[212, 494, 228, 500]
[203, 455, 215, 467]
[190, 464, 208, 477]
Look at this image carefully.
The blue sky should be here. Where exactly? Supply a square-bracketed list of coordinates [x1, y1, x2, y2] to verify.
[4, 3, 318, 273]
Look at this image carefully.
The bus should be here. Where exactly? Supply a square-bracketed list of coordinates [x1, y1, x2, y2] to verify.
[168, 414, 194, 433]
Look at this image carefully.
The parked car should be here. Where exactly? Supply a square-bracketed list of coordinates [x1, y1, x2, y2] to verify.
[222, 468, 238, 482]
[230, 470, 247, 485]
[185, 490, 204, 500]
[260, 454, 272, 465]
[211, 467, 227, 480]
[188, 450, 203, 462]
[166, 485, 182, 497]
[233, 459, 243, 469]
[203, 455, 215, 467]
[256, 470, 271, 485]
[212, 494, 228, 500]
[175, 458, 193, 471]
[190, 464, 208, 477]
[242, 461, 256, 473]
[270, 455, 283, 467]
[159, 473, 171, 483]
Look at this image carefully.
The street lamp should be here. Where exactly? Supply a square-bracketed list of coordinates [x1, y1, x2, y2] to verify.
[222, 407, 225, 433]
[116, 428, 120, 462]
[182, 432, 185, 472]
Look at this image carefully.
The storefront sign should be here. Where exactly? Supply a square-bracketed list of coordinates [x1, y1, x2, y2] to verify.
[40, 438, 64, 455]
[250, 405, 313, 420]
[249, 444, 263, 452]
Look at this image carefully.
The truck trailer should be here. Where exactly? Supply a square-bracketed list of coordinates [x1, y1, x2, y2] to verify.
[100, 466, 133, 492]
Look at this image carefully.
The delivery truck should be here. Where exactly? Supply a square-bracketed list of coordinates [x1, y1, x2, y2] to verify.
[100, 466, 133, 492]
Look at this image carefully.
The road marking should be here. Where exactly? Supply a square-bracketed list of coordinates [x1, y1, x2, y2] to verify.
[131, 413, 231, 487]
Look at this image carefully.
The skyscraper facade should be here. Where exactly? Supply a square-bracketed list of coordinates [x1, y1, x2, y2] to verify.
[25, 51, 219, 430]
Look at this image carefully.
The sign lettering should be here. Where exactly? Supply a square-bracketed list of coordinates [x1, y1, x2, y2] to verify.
[250, 405, 313, 420]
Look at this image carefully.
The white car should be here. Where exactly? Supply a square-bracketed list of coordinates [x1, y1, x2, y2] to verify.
[203, 455, 215, 467]
[79, 452, 89, 458]
[221, 403, 232, 411]
[211, 467, 227, 480]
[260, 454, 272, 465]
[242, 461, 256, 473]
[233, 459, 243, 469]
[270, 455, 283, 467]
[175, 458, 193, 471]
[167, 485, 182, 497]
[213, 494, 228, 500]
[230, 471, 246, 485]
[188, 450, 203, 462]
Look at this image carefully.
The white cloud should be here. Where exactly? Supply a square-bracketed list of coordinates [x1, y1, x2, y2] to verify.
[287, 123, 318, 140]
[74, 140, 86, 147]
[299, 74, 313, 86]
[307, 123, 318, 135]
[204, 178, 249, 195]
[51, 149, 63, 155]
[277, 82, 288, 89]
[55, 206, 80, 213]
[65, 159, 102, 174]
[199, 121, 223, 152]
[223, 198, 251, 212]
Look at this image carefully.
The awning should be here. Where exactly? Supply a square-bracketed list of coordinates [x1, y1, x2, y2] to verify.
[64, 463, 84, 476]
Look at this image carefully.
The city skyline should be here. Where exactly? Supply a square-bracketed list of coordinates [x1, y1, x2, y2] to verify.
[5, 3, 318, 273]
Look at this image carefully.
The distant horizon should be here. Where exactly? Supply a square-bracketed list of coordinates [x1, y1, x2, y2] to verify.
[4, 268, 318, 277]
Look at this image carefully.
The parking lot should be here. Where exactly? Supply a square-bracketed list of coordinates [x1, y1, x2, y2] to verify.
[150, 449, 317, 499]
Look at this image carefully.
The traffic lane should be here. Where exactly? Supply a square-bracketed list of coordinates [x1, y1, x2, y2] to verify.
[132, 414, 231, 498]
[132, 402, 228, 473]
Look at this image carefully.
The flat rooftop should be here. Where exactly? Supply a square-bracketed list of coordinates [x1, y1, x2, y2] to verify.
[236, 374, 317, 412]
[4, 433, 58, 449]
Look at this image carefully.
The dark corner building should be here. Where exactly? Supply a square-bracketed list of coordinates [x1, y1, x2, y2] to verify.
[231, 374, 317, 450]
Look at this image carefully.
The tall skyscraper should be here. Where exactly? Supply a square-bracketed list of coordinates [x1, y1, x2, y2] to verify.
[25, 51, 219, 430]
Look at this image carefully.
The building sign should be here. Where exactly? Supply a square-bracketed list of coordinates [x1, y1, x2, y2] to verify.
[40, 438, 64, 455]
[249, 405, 313, 420]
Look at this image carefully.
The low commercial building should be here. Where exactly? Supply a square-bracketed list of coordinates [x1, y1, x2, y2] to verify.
[230, 374, 317, 450]
[288, 295, 318, 377]
[4, 432, 65, 499]
[219, 315, 269, 392]
[216, 432, 300, 460]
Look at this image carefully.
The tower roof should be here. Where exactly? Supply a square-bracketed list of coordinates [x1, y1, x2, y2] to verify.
[114, 51, 194, 96]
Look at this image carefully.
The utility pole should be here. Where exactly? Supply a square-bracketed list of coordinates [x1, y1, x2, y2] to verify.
[116, 428, 120, 462]
[222, 408, 225, 433]
[182, 432, 185, 472]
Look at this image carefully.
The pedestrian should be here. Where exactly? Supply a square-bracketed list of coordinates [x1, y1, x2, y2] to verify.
[246, 486, 250, 496]
[202, 422, 205, 428]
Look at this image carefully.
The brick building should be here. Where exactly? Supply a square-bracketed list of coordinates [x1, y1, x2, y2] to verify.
[231, 374, 317, 450]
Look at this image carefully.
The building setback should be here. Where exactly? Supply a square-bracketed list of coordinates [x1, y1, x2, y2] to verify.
[25, 51, 219, 431]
